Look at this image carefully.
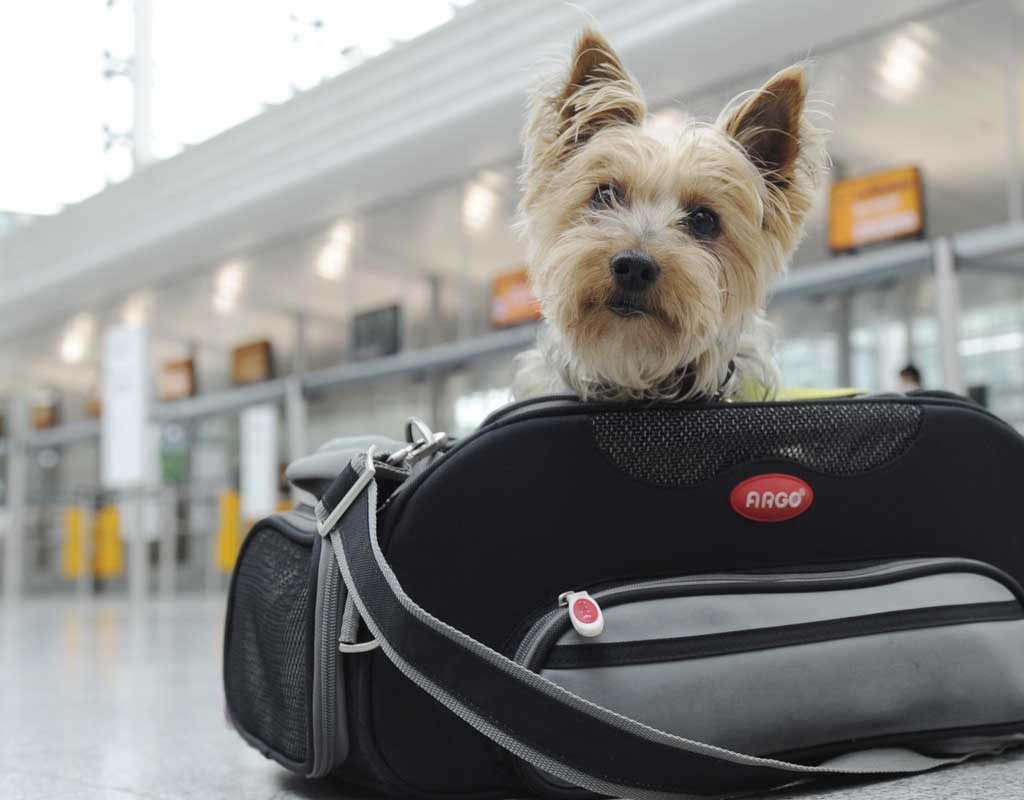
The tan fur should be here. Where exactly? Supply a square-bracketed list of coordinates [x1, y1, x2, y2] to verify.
[514, 29, 827, 401]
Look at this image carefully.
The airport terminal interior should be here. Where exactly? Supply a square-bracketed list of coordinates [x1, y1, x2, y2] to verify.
[3, 0, 1024, 797]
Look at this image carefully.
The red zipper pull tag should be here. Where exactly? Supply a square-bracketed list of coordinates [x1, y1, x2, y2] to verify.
[558, 590, 604, 638]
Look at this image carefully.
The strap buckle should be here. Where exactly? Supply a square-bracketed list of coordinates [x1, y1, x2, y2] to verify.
[319, 446, 382, 654]
[387, 416, 448, 467]
[316, 446, 378, 538]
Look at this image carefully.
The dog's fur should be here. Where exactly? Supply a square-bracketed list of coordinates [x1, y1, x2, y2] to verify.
[513, 29, 827, 401]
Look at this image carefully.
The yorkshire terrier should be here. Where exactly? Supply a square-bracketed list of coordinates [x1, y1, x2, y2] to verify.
[513, 29, 827, 401]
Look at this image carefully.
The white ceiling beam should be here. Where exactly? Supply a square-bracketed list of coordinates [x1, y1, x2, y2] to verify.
[0, 0, 956, 341]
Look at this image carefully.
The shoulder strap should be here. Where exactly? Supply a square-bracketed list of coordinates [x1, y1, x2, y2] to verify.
[317, 451, 1001, 799]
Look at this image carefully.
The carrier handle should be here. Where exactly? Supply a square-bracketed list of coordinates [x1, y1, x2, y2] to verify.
[316, 453, 1006, 799]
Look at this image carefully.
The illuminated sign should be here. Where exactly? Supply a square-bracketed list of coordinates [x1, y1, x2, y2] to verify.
[829, 166, 924, 252]
[491, 267, 540, 328]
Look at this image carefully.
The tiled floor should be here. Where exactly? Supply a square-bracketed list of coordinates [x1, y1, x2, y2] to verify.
[0, 598, 1021, 799]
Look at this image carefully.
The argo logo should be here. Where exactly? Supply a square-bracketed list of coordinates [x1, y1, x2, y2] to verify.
[729, 474, 813, 522]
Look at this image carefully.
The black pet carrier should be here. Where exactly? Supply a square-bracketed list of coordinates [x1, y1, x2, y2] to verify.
[224, 394, 1024, 798]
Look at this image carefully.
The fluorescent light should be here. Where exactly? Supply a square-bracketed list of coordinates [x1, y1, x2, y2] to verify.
[878, 36, 925, 95]
[316, 221, 355, 281]
[213, 260, 245, 313]
[121, 292, 152, 327]
[60, 314, 95, 364]
[463, 173, 503, 233]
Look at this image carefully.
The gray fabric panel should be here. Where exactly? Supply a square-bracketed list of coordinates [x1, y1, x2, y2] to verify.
[286, 435, 402, 488]
[543, 621, 1024, 757]
[557, 573, 1015, 645]
[337, 479, 973, 790]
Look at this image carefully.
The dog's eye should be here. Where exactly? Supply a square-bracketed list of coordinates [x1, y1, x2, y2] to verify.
[684, 206, 721, 240]
[590, 183, 625, 209]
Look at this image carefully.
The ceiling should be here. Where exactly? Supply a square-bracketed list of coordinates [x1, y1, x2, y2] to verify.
[2, 0, 1024, 397]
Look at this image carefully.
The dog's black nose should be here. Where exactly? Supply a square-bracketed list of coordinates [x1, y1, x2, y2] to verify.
[610, 250, 660, 292]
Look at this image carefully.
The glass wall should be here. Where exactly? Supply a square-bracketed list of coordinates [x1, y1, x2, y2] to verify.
[959, 256, 1024, 427]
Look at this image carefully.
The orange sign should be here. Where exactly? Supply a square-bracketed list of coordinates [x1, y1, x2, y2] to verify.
[829, 166, 924, 252]
[491, 268, 540, 328]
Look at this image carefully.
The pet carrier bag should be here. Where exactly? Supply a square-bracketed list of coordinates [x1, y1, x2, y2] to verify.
[224, 394, 1024, 798]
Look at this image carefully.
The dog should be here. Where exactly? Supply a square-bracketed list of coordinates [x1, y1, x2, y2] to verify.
[513, 29, 827, 402]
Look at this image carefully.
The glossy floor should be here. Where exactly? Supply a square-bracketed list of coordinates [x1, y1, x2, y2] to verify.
[0, 598, 1021, 799]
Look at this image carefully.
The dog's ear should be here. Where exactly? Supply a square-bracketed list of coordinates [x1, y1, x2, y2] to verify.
[719, 65, 809, 188]
[557, 29, 645, 147]
[524, 30, 645, 174]
[718, 64, 826, 242]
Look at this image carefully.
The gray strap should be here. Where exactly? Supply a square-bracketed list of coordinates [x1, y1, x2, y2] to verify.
[322, 455, 1011, 799]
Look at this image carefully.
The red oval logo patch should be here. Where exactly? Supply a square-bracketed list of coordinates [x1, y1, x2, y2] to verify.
[729, 474, 813, 522]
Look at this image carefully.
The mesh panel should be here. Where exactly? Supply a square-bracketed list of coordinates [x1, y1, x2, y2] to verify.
[226, 525, 313, 764]
[592, 402, 922, 487]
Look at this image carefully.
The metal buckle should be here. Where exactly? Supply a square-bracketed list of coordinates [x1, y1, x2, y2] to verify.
[387, 416, 448, 467]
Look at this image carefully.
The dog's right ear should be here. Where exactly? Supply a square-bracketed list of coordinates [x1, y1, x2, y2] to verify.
[557, 29, 645, 148]
[523, 29, 645, 188]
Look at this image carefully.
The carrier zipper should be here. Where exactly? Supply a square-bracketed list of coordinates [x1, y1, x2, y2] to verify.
[518, 558, 1024, 668]
[558, 591, 605, 638]
[545, 601, 1024, 670]
[314, 549, 341, 776]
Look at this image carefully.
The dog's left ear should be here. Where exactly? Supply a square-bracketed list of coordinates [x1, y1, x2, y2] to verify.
[719, 65, 810, 188]
[719, 64, 826, 239]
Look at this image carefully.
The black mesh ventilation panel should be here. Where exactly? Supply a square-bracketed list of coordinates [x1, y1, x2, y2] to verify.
[591, 402, 923, 487]
[226, 526, 313, 765]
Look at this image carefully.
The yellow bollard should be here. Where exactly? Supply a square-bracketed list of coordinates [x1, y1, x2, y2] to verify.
[62, 506, 85, 579]
[215, 490, 242, 573]
[93, 505, 123, 579]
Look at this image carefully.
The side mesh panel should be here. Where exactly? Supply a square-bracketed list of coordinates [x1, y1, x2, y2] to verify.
[226, 524, 313, 765]
[592, 402, 923, 487]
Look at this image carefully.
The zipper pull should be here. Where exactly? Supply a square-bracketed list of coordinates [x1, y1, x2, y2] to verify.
[558, 590, 604, 638]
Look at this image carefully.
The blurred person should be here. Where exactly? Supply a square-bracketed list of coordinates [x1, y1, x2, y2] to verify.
[898, 364, 922, 392]
[512, 29, 827, 402]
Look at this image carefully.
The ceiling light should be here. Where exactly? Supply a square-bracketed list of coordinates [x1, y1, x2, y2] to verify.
[121, 291, 152, 327]
[316, 221, 355, 281]
[213, 260, 245, 313]
[878, 36, 925, 95]
[60, 314, 95, 364]
[463, 180, 499, 233]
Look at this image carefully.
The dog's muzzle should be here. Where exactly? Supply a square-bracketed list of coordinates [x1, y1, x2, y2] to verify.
[610, 250, 660, 293]
[608, 250, 659, 316]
